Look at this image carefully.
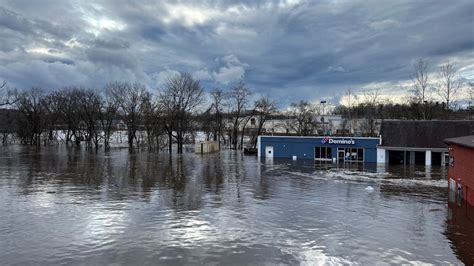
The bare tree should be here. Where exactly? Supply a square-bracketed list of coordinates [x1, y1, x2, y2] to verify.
[142, 95, 166, 151]
[0, 108, 16, 145]
[160, 73, 204, 154]
[57, 88, 83, 146]
[288, 100, 318, 136]
[252, 95, 277, 147]
[110, 82, 151, 149]
[227, 82, 252, 149]
[410, 59, 432, 119]
[360, 88, 382, 137]
[71, 88, 102, 149]
[99, 85, 120, 151]
[411, 59, 431, 103]
[41, 91, 64, 143]
[204, 88, 225, 147]
[437, 61, 463, 117]
[343, 88, 358, 134]
[0, 81, 17, 107]
[15, 88, 45, 145]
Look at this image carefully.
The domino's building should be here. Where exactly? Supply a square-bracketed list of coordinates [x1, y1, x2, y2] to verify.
[257, 136, 381, 163]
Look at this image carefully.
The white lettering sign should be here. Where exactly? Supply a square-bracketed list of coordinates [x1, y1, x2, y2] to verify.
[328, 138, 355, 145]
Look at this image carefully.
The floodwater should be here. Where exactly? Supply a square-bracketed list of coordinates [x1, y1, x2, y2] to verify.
[0, 145, 472, 265]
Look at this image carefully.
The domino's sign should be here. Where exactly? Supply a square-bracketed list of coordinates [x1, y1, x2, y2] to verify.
[321, 137, 355, 145]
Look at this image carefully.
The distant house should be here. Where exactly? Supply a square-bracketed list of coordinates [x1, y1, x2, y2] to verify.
[444, 135, 474, 206]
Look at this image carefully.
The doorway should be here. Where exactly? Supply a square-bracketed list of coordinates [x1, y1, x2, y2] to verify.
[265, 146, 274, 158]
[338, 148, 345, 162]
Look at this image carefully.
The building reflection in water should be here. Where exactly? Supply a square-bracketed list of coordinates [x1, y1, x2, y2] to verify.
[446, 190, 474, 265]
[2, 145, 473, 264]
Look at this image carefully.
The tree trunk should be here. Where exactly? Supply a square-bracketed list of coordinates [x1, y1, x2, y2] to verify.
[168, 132, 173, 154]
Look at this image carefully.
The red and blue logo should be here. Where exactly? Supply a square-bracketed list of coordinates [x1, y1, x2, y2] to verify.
[321, 136, 330, 144]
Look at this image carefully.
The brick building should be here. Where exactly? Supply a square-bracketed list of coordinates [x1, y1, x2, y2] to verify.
[444, 135, 474, 206]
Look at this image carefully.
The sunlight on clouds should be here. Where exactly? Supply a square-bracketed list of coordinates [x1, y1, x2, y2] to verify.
[278, 0, 302, 9]
[65, 38, 82, 48]
[84, 16, 126, 36]
[162, 4, 217, 27]
[26, 47, 58, 55]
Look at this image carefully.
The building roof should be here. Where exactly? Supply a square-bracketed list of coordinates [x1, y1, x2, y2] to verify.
[380, 120, 474, 149]
[444, 135, 474, 149]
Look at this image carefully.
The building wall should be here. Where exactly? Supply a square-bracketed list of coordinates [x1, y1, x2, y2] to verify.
[448, 144, 474, 206]
[259, 136, 379, 163]
[195, 141, 219, 154]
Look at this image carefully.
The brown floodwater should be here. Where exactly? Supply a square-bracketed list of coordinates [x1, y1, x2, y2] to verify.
[0, 145, 472, 265]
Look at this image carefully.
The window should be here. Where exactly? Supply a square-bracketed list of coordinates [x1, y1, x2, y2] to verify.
[315, 147, 332, 161]
[449, 156, 454, 167]
[317, 146, 364, 162]
[344, 147, 364, 162]
[449, 178, 456, 191]
[250, 118, 256, 126]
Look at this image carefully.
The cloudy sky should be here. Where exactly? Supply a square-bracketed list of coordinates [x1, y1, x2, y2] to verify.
[0, 0, 473, 106]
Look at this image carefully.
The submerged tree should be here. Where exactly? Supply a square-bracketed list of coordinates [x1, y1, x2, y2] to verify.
[15, 88, 45, 145]
[100, 85, 120, 151]
[69, 88, 103, 149]
[203, 88, 225, 147]
[252, 95, 277, 147]
[109, 82, 151, 149]
[227, 82, 252, 149]
[160, 72, 204, 154]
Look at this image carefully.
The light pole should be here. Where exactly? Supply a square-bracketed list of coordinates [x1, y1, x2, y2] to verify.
[320, 100, 327, 135]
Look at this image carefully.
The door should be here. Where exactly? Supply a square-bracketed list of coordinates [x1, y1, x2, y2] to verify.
[338, 148, 345, 162]
[265, 146, 274, 158]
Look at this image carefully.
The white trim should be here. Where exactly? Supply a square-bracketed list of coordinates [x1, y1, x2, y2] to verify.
[425, 150, 432, 166]
[376, 148, 386, 163]
[257, 136, 261, 158]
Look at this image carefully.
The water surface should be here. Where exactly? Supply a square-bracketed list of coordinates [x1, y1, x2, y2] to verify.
[0, 145, 472, 264]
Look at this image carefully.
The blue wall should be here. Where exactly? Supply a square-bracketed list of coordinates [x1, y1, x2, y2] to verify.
[259, 136, 380, 163]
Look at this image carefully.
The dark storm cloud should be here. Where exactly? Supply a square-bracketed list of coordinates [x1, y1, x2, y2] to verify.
[0, 0, 472, 106]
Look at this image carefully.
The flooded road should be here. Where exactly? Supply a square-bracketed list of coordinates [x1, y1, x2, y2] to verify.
[0, 145, 472, 265]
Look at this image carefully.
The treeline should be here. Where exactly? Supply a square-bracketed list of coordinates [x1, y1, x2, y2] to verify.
[0, 60, 471, 149]
[0, 73, 277, 153]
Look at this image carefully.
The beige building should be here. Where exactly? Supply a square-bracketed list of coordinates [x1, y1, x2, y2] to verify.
[195, 141, 219, 154]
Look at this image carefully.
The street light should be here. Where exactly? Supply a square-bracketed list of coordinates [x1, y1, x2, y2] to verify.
[320, 100, 327, 135]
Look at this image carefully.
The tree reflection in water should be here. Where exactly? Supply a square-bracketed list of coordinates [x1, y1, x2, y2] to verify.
[0, 145, 472, 264]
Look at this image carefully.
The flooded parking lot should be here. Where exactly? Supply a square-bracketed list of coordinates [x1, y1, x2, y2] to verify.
[0, 145, 472, 265]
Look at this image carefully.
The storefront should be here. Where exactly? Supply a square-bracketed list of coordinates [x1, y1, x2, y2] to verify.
[257, 136, 381, 163]
[378, 120, 474, 165]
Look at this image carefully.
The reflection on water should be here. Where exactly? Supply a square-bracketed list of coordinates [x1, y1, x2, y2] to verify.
[446, 190, 474, 265]
[0, 145, 472, 264]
